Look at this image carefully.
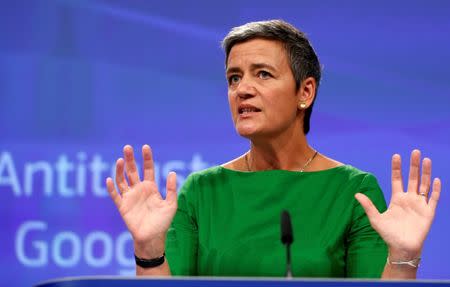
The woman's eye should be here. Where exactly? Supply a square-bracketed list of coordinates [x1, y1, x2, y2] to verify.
[228, 75, 240, 85]
[258, 71, 271, 79]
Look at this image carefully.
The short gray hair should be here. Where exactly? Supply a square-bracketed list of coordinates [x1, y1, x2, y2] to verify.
[221, 19, 321, 135]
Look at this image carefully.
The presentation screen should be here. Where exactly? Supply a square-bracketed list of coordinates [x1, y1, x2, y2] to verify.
[1, 1, 449, 286]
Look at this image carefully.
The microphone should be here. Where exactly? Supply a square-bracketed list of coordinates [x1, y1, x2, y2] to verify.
[281, 210, 293, 278]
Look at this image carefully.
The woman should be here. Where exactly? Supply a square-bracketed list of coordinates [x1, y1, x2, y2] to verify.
[106, 20, 441, 278]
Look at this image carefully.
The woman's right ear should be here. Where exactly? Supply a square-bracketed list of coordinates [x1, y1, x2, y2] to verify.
[296, 77, 316, 109]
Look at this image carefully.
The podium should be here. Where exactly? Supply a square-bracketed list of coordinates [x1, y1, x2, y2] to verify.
[35, 276, 450, 287]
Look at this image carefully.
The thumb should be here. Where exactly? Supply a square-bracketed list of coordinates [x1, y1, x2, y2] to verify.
[355, 193, 381, 222]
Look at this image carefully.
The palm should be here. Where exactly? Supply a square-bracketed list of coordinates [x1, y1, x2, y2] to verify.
[106, 145, 178, 244]
[355, 150, 441, 257]
[119, 181, 176, 242]
[373, 192, 433, 253]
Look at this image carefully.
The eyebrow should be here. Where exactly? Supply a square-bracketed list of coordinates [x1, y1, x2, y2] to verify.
[226, 63, 277, 75]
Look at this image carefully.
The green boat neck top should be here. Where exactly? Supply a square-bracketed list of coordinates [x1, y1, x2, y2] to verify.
[166, 165, 388, 278]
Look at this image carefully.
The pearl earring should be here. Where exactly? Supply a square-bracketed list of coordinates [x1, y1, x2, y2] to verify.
[298, 102, 307, 109]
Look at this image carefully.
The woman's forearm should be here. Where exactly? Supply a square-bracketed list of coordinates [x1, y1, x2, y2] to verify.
[136, 260, 172, 276]
[134, 238, 172, 276]
[381, 249, 420, 279]
[381, 262, 417, 279]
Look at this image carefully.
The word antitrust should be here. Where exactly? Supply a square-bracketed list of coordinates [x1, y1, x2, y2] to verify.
[0, 151, 209, 197]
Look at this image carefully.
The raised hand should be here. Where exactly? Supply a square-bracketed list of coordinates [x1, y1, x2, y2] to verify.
[355, 150, 442, 261]
[106, 145, 178, 258]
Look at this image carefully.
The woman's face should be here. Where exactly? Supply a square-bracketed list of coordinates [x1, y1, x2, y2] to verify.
[226, 38, 302, 140]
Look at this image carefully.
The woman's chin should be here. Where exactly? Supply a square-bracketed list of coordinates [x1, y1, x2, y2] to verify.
[235, 125, 260, 138]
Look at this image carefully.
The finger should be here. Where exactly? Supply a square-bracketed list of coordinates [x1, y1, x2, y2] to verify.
[428, 178, 442, 210]
[407, 149, 421, 194]
[115, 158, 129, 194]
[355, 193, 381, 222]
[106, 177, 122, 207]
[123, 145, 140, 186]
[418, 158, 432, 198]
[391, 154, 404, 195]
[165, 172, 178, 204]
[142, 145, 155, 181]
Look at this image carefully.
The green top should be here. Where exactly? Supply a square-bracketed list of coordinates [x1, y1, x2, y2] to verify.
[166, 165, 388, 278]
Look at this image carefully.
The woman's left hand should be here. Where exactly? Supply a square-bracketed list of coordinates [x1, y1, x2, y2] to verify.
[355, 149, 442, 260]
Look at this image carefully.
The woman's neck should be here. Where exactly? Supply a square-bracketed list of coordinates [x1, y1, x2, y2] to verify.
[247, 130, 314, 171]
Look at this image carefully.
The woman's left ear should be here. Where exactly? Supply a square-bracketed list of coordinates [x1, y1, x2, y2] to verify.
[297, 77, 316, 109]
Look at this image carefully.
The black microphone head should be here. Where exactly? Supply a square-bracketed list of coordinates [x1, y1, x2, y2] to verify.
[281, 210, 293, 245]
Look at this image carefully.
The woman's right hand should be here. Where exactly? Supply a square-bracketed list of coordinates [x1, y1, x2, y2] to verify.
[106, 145, 178, 259]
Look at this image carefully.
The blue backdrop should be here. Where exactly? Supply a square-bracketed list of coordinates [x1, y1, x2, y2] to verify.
[1, 1, 449, 285]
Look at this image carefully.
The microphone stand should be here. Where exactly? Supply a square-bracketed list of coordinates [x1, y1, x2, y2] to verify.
[285, 243, 292, 278]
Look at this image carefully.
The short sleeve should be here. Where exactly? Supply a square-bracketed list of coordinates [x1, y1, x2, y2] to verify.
[166, 174, 199, 275]
[346, 173, 388, 278]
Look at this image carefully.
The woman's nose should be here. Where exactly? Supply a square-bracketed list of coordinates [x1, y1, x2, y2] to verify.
[236, 79, 256, 99]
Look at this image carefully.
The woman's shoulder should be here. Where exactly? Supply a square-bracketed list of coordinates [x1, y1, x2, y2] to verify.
[183, 152, 380, 189]
[188, 165, 224, 178]
[180, 166, 226, 191]
[220, 154, 247, 171]
[307, 153, 375, 178]
[315, 156, 383, 199]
